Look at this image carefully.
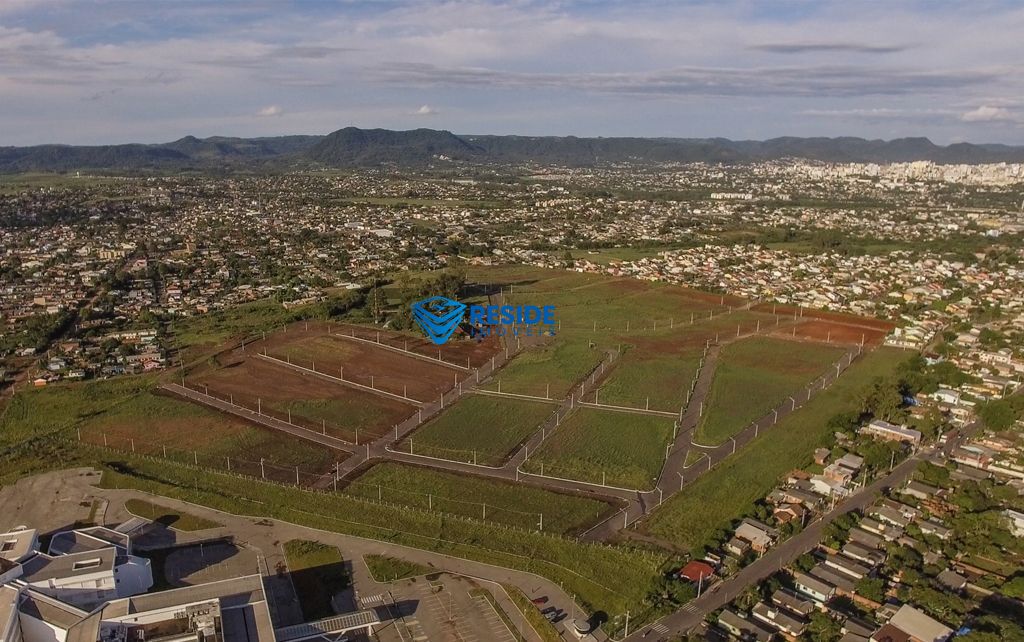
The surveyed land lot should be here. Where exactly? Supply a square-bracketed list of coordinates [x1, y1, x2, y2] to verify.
[397, 395, 553, 465]
[1, 375, 338, 481]
[182, 320, 501, 443]
[694, 336, 847, 445]
[521, 408, 677, 489]
[642, 346, 913, 551]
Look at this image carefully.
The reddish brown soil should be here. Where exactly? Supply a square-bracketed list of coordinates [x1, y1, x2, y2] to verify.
[768, 319, 889, 346]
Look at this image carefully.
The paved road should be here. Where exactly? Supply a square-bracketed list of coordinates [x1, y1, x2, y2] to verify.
[625, 451, 924, 640]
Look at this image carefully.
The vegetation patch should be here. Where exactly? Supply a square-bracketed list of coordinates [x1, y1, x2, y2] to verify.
[644, 347, 913, 551]
[346, 462, 612, 534]
[402, 395, 551, 465]
[522, 408, 675, 490]
[695, 336, 846, 445]
[364, 554, 433, 582]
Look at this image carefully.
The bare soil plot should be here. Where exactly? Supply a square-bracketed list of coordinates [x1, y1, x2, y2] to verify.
[189, 355, 414, 441]
[769, 318, 889, 346]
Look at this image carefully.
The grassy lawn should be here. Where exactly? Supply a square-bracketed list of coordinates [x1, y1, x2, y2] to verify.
[644, 346, 913, 551]
[402, 395, 552, 465]
[364, 554, 433, 582]
[283, 539, 350, 620]
[124, 499, 221, 531]
[522, 408, 675, 490]
[96, 456, 662, 623]
[695, 337, 846, 445]
[346, 462, 611, 534]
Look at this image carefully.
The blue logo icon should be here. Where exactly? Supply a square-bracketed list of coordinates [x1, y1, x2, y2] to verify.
[412, 296, 468, 345]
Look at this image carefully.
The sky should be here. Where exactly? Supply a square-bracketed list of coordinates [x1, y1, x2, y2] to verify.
[2, 0, 1024, 146]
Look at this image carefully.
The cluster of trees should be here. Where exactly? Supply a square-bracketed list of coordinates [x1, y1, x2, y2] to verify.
[376, 269, 467, 331]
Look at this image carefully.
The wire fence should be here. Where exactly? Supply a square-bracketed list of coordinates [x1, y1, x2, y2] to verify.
[78, 430, 555, 532]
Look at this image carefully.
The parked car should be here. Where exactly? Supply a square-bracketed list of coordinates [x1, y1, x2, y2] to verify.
[531, 596, 548, 606]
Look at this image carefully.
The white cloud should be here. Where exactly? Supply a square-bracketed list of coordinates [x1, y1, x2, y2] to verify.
[255, 105, 283, 117]
[413, 104, 437, 115]
[960, 105, 1017, 122]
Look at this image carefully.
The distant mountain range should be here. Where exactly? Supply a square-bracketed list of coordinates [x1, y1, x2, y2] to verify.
[3, 127, 1024, 172]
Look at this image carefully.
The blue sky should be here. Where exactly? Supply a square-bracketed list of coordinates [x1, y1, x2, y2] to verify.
[2, 0, 1023, 145]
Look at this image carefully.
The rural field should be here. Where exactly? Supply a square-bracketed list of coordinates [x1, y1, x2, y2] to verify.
[694, 336, 847, 445]
[642, 346, 913, 551]
[345, 462, 615, 534]
[399, 394, 553, 465]
[521, 408, 676, 489]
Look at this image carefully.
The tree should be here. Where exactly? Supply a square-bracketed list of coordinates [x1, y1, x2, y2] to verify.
[855, 577, 886, 603]
[805, 611, 842, 642]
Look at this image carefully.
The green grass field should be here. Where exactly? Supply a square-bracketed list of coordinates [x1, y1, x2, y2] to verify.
[522, 408, 675, 489]
[695, 337, 846, 445]
[402, 395, 552, 465]
[644, 346, 913, 551]
[283, 540, 350, 620]
[346, 462, 612, 534]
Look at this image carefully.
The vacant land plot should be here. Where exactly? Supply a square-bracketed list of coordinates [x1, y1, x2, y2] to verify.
[345, 462, 613, 534]
[752, 303, 896, 332]
[695, 337, 846, 445]
[1, 375, 339, 480]
[401, 395, 552, 465]
[522, 408, 676, 490]
[190, 356, 413, 441]
[644, 346, 913, 551]
[771, 318, 890, 346]
[481, 339, 606, 398]
[262, 333, 457, 401]
[284, 539, 350, 620]
[594, 350, 700, 412]
[337, 322, 500, 368]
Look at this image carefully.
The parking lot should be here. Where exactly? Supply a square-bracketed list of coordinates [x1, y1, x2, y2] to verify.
[363, 574, 528, 642]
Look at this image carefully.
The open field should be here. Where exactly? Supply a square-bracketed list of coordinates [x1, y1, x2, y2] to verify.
[522, 408, 676, 490]
[345, 462, 614, 534]
[283, 539, 350, 620]
[643, 346, 914, 551]
[400, 395, 553, 465]
[189, 354, 414, 442]
[695, 336, 846, 445]
[0, 375, 339, 480]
